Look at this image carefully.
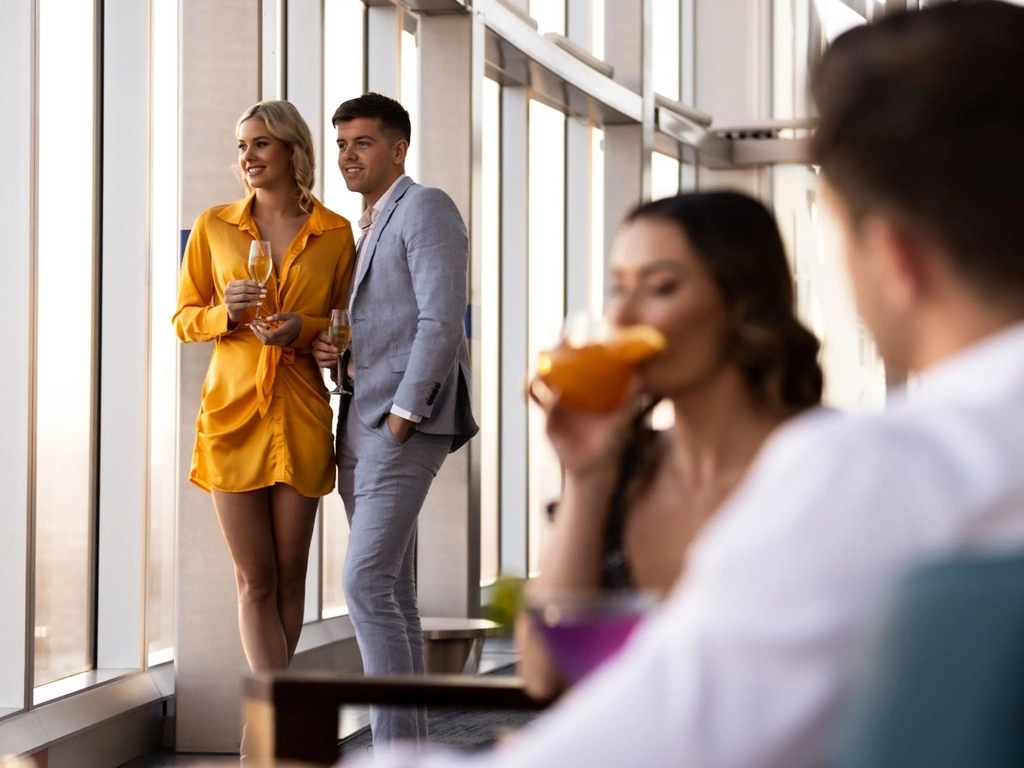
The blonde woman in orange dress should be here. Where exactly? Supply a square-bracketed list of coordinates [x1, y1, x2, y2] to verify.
[174, 100, 355, 673]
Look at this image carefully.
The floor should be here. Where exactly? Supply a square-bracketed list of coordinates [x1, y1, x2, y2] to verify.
[121, 637, 519, 767]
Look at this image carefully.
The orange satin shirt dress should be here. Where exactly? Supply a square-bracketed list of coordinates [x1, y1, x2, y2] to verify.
[173, 193, 355, 498]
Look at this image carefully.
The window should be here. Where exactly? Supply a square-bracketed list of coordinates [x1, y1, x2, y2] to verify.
[401, 20, 420, 182]
[590, 127, 606, 315]
[527, 100, 566, 574]
[530, 0, 566, 36]
[651, 151, 681, 200]
[774, 166, 886, 409]
[147, 0, 180, 668]
[652, 0, 681, 99]
[480, 77, 502, 586]
[321, 0, 366, 617]
[33, 0, 98, 689]
[323, 0, 366, 228]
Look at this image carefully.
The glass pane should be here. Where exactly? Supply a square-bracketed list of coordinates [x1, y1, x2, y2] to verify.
[527, 100, 566, 575]
[590, 127, 605, 315]
[820, 0, 866, 42]
[324, 0, 366, 229]
[530, 0, 566, 36]
[34, 0, 96, 687]
[592, 0, 605, 60]
[147, 0, 179, 667]
[773, 166, 885, 409]
[653, 0, 681, 99]
[401, 22, 420, 182]
[479, 78, 501, 587]
[322, 0, 365, 617]
[651, 152, 681, 200]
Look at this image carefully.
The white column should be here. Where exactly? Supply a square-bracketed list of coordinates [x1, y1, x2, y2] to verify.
[564, 1, 595, 316]
[262, 0, 286, 99]
[498, 86, 530, 579]
[415, 10, 483, 617]
[95, 0, 150, 674]
[603, 0, 652, 253]
[0, 0, 33, 712]
[176, 0, 261, 753]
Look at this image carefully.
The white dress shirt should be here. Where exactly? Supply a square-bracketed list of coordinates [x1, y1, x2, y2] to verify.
[356, 320, 1024, 768]
[347, 174, 421, 423]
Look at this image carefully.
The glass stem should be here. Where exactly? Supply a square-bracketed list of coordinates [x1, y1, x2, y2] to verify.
[336, 355, 343, 389]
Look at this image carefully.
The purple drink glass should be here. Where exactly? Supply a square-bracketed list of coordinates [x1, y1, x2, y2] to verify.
[525, 591, 655, 685]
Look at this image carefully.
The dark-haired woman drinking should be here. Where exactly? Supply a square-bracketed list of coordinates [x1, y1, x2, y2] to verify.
[518, 190, 824, 699]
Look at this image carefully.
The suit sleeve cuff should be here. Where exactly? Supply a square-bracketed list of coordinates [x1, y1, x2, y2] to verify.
[390, 404, 423, 423]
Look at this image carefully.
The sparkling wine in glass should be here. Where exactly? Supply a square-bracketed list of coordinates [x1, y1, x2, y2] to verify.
[328, 309, 353, 396]
[247, 240, 272, 327]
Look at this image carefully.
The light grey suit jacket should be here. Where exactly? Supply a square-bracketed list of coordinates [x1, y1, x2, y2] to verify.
[347, 176, 478, 452]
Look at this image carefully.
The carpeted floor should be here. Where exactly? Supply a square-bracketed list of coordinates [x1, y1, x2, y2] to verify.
[337, 663, 540, 760]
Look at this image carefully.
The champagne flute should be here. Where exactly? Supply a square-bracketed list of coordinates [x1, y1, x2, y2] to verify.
[328, 308, 353, 395]
[247, 240, 273, 327]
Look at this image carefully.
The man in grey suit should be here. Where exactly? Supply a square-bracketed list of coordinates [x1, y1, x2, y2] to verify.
[312, 93, 477, 746]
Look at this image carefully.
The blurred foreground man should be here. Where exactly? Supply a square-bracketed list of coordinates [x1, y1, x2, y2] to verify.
[356, 2, 1024, 766]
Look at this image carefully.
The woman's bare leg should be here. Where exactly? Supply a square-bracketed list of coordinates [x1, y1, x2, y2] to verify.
[269, 483, 320, 662]
[212, 488, 288, 672]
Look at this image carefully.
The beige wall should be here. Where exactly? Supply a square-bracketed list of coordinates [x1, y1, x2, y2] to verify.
[175, 0, 260, 752]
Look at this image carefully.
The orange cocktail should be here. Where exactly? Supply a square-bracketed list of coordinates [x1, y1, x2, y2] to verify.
[536, 325, 666, 412]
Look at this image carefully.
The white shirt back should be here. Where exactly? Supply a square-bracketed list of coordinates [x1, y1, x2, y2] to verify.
[366, 321, 1024, 768]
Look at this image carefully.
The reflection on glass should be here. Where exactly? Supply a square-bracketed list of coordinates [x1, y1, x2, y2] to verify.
[653, 0, 681, 99]
[651, 152, 681, 201]
[402, 23, 420, 182]
[148, 0, 179, 667]
[34, 0, 96, 687]
[322, 0, 365, 617]
[530, 0, 566, 36]
[527, 100, 566, 575]
[480, 78, 501, 587]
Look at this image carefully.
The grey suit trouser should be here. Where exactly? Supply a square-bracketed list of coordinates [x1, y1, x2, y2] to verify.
[337, 400, 452, 746]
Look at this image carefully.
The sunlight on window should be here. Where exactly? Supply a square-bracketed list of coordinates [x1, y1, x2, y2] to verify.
[775, 166, 885, 410]
[652, 0, 681, 99]
[592, 0, 606, 60]
[527, 100, 566, 575]
[480, 77, 501, 587]
[816, 0, 866, 42]
[147, 0, 179, 667]
[321, 0, 365, 618]
[324, 0, 365, 230]
[34, 0, 96, 687]
[590, 127, 605, 315]
[401, 24, 420, 181]
[651, 152, 681, 200]
[530, 0, 565, 36]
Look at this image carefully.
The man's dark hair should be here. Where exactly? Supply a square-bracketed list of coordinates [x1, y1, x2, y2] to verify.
[331, 92, 412, 144]
[811, 0, 1024, 299]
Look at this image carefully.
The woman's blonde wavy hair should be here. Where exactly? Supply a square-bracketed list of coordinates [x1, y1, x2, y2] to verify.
[236, 100, 316, 213]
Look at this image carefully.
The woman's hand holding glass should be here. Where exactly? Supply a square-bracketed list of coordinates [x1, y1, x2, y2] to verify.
[224, 240, 272, 328]
[223, 279, 267, 328]
[529, 312, 648, 482]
